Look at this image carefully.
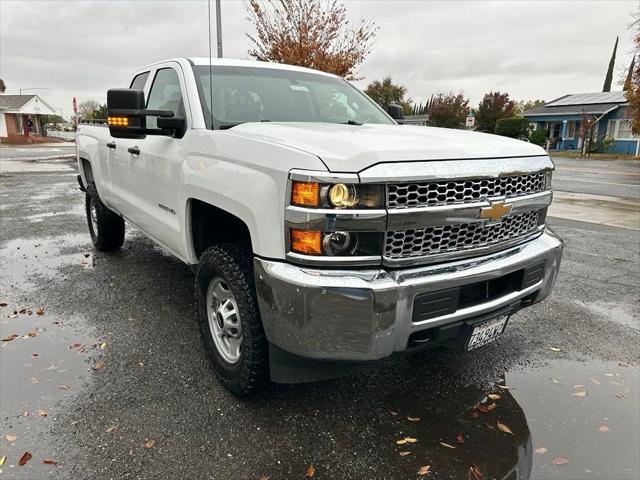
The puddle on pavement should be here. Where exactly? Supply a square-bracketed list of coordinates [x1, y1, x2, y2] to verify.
[0, 230, 98, 476]
[0, 309, 97, 477]
[0, 235, 94, 291]
[381, 359, 638, 480]
[576, 300, 639, 330]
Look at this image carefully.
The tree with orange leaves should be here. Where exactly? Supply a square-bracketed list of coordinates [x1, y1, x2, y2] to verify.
[246, 0, 377, 80]
[624, 11, 640, 136]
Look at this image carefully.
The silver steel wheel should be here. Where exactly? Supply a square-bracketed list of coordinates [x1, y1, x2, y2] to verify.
[89, 198, 98, 236]
[206, 277, 243, 364]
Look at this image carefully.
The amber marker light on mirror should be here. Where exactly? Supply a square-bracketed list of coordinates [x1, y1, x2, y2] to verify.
[107, 116, 129, 126]
[291, 181, 319, 207]
[291, 229, 322, 255]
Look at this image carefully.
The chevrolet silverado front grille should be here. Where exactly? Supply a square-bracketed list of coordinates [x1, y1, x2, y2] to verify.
[384, 210, 540, 259]
[387, 173, 547, 209]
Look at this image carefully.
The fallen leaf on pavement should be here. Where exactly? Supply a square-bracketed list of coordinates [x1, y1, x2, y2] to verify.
[548, 347, 562, 352]
[497, 421, 513, 435]
[106, 425, 118, 433]
[477, 403, 496, 413]
[590, 377, 601, 386]
[0, 302, 8, 307]
[598, 425, 610, 432]
[456, 433, 465, 444]
[398, 451, 411, 457]
[407, 416, 421, 422]
[496, 385, 513, 390]
[305, 464, 315, 478]
[57, 385, 70, 390]
[100, 342, 107, 350]
[259, 476, 270, 480]
[36, 307, 45, 316]
[36, 409, 48, 417]
[144, 439, 156, 449]
[552, 457, 570, 465]
[487, 393, 501, 400]
[468, 464, 484, 480]
[389, 411, 398, 416]
[43, 458, 57, 465]
[571, 391, 587, 398]
[417, 465, 431, 476]
[573, 384, 584, 389]
[0, 456, 5, 466]
[439, 442, 456, 449]
[604, 373, 614, 377]
[550, 378, 561, 384]
[616, 393, 627, 399]
[534, 447, 548, 454]
[2, 334, 18, 342]
[18, 452, 32, 466]
[19, 411, 29, 417]
[26, 331, 38, 337]
[6, 435, 17, 442]
[31, 353, 39, 358]
[396, 437, 417, 444]
[93, 362, 105, 370]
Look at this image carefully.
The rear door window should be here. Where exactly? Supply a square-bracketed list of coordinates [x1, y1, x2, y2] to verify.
[146, 68, 185, 129]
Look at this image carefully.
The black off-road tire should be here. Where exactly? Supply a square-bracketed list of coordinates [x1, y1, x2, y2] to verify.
[196, 244, 269, 396]
[85, 182, 125, 252]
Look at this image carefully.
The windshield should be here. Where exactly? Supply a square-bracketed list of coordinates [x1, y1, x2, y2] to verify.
[192, 65, 394, 129]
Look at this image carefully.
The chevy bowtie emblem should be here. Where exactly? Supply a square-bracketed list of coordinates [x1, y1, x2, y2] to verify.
[479, 200, 513, 222]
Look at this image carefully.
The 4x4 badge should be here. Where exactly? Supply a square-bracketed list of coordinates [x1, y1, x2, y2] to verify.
[479, 200, 513, 222]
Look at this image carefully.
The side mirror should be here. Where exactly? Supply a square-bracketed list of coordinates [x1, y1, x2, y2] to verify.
[107, 89, 182, 138]
[387, 104, 405, 121]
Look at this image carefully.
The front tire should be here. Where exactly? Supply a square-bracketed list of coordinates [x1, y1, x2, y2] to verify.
[196, 244, 269, 396]
[85, 183, 125, 252]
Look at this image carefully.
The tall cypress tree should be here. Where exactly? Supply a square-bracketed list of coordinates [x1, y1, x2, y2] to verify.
[602, 36, 619, 92]
[624, 55, 636, 91]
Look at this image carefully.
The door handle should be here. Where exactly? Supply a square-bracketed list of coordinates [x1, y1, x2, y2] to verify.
[106, 141, 116, 149]
[127, 146, 140, 155]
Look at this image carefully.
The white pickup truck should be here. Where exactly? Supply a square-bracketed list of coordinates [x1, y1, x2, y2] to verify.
[77, 57, 562, 395]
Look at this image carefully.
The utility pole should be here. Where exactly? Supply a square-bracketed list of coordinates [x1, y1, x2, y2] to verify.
[216, 0, 223, 58]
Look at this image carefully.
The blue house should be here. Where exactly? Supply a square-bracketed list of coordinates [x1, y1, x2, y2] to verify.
[523, 91, 639, 155]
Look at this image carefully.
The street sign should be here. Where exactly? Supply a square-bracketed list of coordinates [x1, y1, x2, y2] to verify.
[72, 97, 77, 114]
[466, 115, 475, 127]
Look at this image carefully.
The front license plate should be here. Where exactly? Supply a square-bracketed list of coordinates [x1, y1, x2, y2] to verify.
[467, 314, 509, 351]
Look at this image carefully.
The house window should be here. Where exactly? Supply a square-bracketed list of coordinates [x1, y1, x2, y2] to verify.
[565, 121, 575, 139]
[607, 119, 638, 139]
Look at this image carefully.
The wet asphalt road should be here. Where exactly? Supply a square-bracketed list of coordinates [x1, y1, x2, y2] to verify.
[0, 163, 639, 480]
[551, 157, 640, 199]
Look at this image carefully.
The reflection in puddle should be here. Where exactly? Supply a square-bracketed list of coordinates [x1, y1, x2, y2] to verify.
[373, 359, 638, 480]
[0, 235, 94, 290]
[511, 360, 639, 480]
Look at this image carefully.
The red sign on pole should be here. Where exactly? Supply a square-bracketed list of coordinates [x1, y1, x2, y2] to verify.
[72, 97, 77, 114]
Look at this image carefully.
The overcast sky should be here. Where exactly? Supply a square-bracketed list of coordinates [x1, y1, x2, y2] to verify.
[1, 0, 637, 117]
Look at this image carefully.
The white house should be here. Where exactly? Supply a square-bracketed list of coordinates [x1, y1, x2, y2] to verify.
[0, 94, 57, 142]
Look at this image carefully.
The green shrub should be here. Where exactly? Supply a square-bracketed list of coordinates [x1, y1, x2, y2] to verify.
[529, 129, 547, 146]
[588, 136, 616, 153]
[495, 117, 530, 139]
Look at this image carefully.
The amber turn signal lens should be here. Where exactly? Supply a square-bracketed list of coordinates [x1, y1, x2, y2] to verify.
[291, 229, 322, 255]
[291, 181, 319, 207]
[108, 116, 129, 127]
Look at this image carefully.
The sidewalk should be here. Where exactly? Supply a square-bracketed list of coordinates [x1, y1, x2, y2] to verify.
[549, 191, 640, 230]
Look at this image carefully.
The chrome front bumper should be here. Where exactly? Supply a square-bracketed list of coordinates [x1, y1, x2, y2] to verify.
[254, 229, 563, 362]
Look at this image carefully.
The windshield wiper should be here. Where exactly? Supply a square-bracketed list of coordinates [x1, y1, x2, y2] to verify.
[341, 120, 363, 126]
[219, 120, 273, 130]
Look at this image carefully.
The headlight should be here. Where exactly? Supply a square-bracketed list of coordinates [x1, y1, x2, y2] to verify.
[328, 183, 358, 208]
[290, 181, 384, 209]
[290, 229, 382, 256]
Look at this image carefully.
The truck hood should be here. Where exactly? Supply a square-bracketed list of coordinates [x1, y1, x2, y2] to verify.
[227, 122, 548, 172]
